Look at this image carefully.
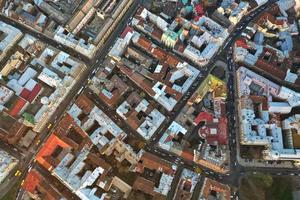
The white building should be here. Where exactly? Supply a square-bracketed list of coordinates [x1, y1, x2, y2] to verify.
[54, 26, 96, 59]
[237, 67, 300, 160]
[53, 148, 109, 200]
[0, 150, 18, 183]
[68, 104, 126, 150]
[117, 98, 166, 140]
[0, 21, 23, 62]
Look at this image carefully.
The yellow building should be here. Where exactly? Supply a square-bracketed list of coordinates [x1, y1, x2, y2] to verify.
[189, 74, 227, 105]
[0, 51, 24, 77]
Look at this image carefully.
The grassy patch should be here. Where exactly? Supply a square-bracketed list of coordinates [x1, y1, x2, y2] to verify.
[239, 173, 293, 200]
[267, 177, 293, 200]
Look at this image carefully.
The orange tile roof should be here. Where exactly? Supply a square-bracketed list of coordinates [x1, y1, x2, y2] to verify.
[201, 178, 230, 200]
[22, 170, 41, 193]
[9, 97, 26, 117]
[152, 48, 167, 61]
[36, 134, 71, 170]
[76, 94, 94, 113]
[166, 55, 180, 67]
[137, 37, 152, 51]
[133, 176, 155, 196]
[140, 152, 174, 174]
[181, 149, 194, 161]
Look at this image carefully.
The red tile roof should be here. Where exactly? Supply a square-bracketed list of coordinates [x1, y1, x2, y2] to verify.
[197, 111, 228, 145]
[199, 118, 228, 145]
[137, 37, 152, 51]
[22, 170, 41, 193]
[235, 39, 249, 49]
[28, 84, 41, 103]
[9, 97, 26, 117]
[255, 59, 286, 80]
[195, 4, 204, 16]
[166, 55, 180, 67]
[20, 88, 31, 101]
[121, 26, 134, 38]
[20, 83, 42, 103]
[194, 111, 214, 125]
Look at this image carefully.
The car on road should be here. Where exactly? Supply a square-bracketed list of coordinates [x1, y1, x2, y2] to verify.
[36, 140, 41, 145]
[77, 86, 84, 95]
[14, 170, 22, 177]
[47, 123, 52, 129]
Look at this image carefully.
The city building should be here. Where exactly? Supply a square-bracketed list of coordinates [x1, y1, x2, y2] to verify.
[35, 113, 132, 199]
[173, 168, 200, 200]
[109, 28, 200, 111]
[237, 67, 300, 160]
[132, 152, 177, 199]
[22, 169, 67, 200]
[131, 7, 229, 67]
[89, 65, 129, 108]
[212, 0, 250, 28]
[117, 92, 166, 140]
[67, 94, 127, 151]
[233, 1, 300, 85]
[158, 71, 230, 173]
[0, 149, 18, 183]
[199, 178, 230, 200]
[0, 29, 86, 145]
[0, 21, 23, 62]
[1, 0, 134, 58]
[34, 92, 181, 200]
